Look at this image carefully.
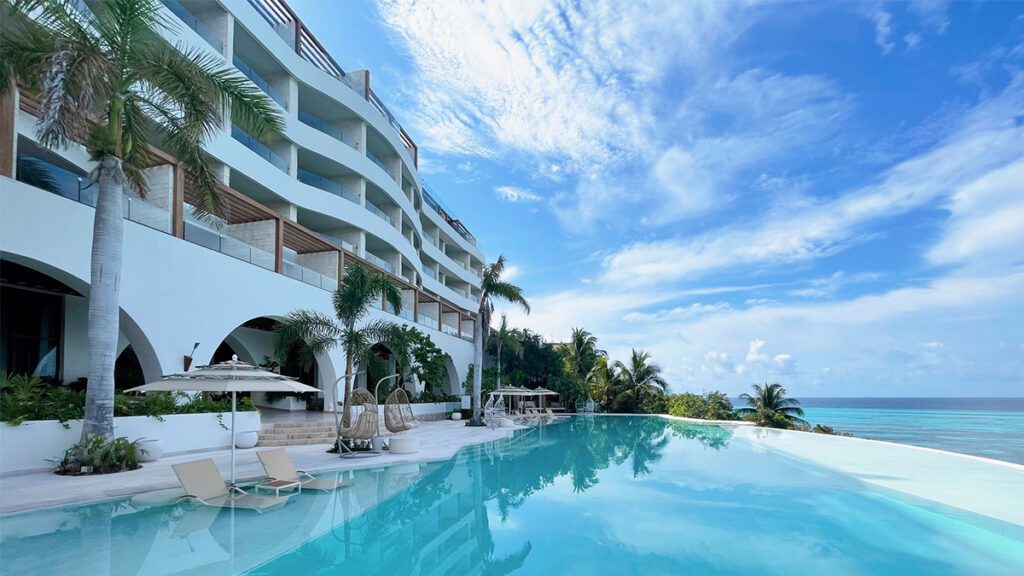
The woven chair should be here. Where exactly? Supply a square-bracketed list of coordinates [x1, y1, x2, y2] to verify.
[384, 388, 421, 433]
[337, 388, 380, 458]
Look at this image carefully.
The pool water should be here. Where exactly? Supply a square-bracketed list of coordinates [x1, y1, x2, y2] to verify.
[2, 417, 1022, 575]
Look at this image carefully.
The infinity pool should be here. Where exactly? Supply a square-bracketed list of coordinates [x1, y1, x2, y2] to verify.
[2, 417, 1022, 575]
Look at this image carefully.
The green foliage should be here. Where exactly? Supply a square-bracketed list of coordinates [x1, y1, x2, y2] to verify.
[736, 383, 808, 429]
[607, 349, 668, 414]
[811, 424, 851, 436]
[1, 375, 256, 427]
[1, 374, 85, 427]
[54, 434, 142, 475]
[406, 328, 450, 392]
[410, 390, 460, 404]
[667, 391, 736, 421]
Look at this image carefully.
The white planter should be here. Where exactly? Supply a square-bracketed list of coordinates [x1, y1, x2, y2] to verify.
[0, 411, 261, 474]
[137, 439, 164, 462]
[235, 431, 259, 449]
[451, 412, 462, 421]
[498, 417, 515, 428]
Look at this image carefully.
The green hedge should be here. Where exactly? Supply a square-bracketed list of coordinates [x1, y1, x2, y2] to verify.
[1, 374, 255, 428]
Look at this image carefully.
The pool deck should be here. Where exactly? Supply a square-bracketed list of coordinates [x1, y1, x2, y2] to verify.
[0, 420, 521, 516]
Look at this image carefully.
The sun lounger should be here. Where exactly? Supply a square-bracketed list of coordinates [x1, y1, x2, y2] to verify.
[172, 458, 289, 513]
[257, 448, 351, 492]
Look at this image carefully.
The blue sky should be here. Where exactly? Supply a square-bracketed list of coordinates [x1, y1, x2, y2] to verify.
[291, 0, 1024, 397]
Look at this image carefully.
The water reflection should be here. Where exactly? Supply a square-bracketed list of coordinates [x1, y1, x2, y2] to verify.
[0, 419, 741, 576]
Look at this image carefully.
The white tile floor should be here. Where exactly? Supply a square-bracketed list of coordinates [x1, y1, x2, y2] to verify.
[0, 420, 521, 515]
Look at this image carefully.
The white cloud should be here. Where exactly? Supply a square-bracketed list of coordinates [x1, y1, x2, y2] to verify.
[598, 77, 1024, 287]
[904, 32, 922, 49]
[502, 264, 522, 281]
[378, 0, 753, 173]
[495, 186, 541, 203]
[788, 272, 882, 298]
[746, 339, 768, 363]
[869, 8, 895, 54]
[908, 0, 951, 34]
[623, 302, 730, 323]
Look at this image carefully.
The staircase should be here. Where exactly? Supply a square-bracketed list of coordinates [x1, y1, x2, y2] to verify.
[258, 421, 338, 446]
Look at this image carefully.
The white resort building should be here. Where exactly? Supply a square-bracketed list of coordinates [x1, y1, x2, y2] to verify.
[0, 0, 485, 411]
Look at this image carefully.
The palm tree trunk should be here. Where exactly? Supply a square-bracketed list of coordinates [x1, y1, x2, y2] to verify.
[472, 316, 484, 423]
[82, 156, 124, 441]
[496, 341, 502, 389]
[341, 352, 353, 428]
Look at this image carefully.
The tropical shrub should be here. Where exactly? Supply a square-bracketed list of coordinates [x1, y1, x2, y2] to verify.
[54, 434, 142, 475]
[667, 391, 736, 420]
[1, 375, 255, 428]
[410, 390, 460, 404]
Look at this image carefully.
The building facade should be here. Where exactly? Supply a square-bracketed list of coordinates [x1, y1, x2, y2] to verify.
[0, 0, 484, 409]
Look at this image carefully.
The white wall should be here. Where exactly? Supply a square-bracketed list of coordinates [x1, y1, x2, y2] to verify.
[0, 178, 476, 405]
[0, 412, 261, 474]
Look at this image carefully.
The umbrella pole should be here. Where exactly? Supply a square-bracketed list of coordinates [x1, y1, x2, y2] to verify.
[230, 391, 237, 485]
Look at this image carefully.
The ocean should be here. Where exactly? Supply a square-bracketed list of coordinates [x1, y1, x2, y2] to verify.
[787, 397, 1024, 465]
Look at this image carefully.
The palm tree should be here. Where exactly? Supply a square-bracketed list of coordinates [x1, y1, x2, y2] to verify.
[490, 314, 523, 388]
[736, 382, 808, 428]
[471, 255, 530, 424]
[558, 327, 604, 402]
[274, 264, 401, 427]
[610, 349, 668, 413]
[0, 0, 283, 440]
[585, 356, 618, 410]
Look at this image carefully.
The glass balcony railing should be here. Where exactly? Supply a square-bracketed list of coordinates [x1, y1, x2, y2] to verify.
[385, 301, 414, 321]
[232, 125, 288, 173]
[422, 182, 476, 246]
[283, 260, 338, 291]
[366, 149, 388, 172]
[365, 200, 394, 226]
[318, 232, 355, 253]
[163, 0, 223, 53]
[182, 216, 275, 271]
[364, 251, 394, 273]
[233, 56, 287, 108]
[298, 169, 358, 204]
[441, 324, 460, 337]
[423, 266, 436, 279]
[416, 313, 437, 329]
[297, 110, 356, 149]
[17, 156, 170, 234]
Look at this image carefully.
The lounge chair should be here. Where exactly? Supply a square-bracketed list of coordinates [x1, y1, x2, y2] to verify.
[172, 458, 289, 513]
[257, 448, 351, 492]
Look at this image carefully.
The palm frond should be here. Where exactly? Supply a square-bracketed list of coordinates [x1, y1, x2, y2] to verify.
[273, 310, 342, 360]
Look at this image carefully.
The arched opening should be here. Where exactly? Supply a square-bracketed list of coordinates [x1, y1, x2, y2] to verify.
[0, 257, 162, 386]
[212, 316, 335, 412]
[440, 356, 462, 397]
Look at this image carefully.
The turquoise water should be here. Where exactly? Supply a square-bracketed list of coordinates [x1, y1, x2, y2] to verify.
[2, 417, 1023, 575]
[798, 398, 1024, 464]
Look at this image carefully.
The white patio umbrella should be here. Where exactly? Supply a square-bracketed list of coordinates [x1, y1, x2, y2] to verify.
[127, 355, 321, 484]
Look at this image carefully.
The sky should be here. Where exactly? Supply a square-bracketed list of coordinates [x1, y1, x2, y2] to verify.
[290, 0, 1024, 397]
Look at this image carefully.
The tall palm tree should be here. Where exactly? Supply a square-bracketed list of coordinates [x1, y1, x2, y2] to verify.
[610, 349, 668, 413]
[274, 264, 401, 427]
[735, 382, 808, 428]
[471, 255, 530, 424]
[585, 356, 618, 410]
[490, 314, 523, 388]
[0, 0, 283, 440]
[558, 327, 604, 402]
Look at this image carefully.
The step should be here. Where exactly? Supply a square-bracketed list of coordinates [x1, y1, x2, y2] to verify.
[260, 426, 337, 434]
[257, 438, 336, 447]
[259, 433, 337, 441]
[263, 421, 337, 429]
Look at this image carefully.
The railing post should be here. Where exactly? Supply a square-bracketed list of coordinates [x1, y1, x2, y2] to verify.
[413, 289, 419, 324]
[172, 164, 185, 238]
[274, 217, 284, 273]
[0, 87, 16, 178]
